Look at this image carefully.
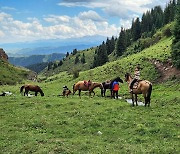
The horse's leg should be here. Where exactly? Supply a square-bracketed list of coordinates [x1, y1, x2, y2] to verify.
[78, 90, 81, 98]
[104, 89, 106, 97]
[35, 92, 38, 96]
[131, 93, 135, 106]
[92, 91, 95, 97]
[25, 89, 28, 96]
[101, 89, 103, 97]
[143, 93, 147, 107]
[135, 94, 138, 106]
[89, 91, 91, 97]
[110, 90, 113, 99]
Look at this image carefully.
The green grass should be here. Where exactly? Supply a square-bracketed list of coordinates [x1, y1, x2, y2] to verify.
[0, 80, 179, 153]
[0, 29, 179, 153]
[43, 47, 96, 76]
[0, 60, 30, 85]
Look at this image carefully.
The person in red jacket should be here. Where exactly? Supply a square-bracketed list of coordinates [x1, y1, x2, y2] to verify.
[112, 81, 120, 99]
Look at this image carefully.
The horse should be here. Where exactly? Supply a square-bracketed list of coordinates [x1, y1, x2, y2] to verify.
[73, 81, 103, 97]
[101, 77, 123, 97]
[20, 84, 44, 96]
[125, 73, 152, 107]
[63, 89, 71, 97]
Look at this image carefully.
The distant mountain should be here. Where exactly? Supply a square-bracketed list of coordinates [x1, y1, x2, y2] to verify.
[16, 44, 96, 56]
[1, 35, 106, 55]
[9, 53, 65, 67]
[26, 62, 49, 73]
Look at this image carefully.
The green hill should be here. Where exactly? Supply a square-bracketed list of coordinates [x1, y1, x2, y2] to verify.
[0, 60, 33, 85]
[0, 36, 179, 153]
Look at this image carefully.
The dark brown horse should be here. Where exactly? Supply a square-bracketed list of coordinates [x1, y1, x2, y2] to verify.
[73, 81, 103, 97]
[20, 84, 44, 96]
[101, 77, 123, 97]
[125, 73, 152, 107]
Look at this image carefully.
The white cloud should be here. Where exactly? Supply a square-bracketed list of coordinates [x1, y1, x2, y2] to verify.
[0, 11, 120, 43]
[44, 15, 70, 24]
[78, 10, 105, 22]
[59, 0, 169, 18]
[0, 30, 5, 37]
[1, 6, 17, 11]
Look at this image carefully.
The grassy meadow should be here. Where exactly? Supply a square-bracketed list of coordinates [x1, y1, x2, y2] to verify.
[0, 80, 180, 153]
[0, 36, 180, 153]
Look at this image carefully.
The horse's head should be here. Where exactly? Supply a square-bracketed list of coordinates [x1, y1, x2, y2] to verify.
[99, 83, 104, 89]
[125, 73, 131, 82]
[116, 77, 123, 83]
[39, 89, 44, 96]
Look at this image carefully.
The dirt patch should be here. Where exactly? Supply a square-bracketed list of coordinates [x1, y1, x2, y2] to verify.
[151, 59, 180, 82]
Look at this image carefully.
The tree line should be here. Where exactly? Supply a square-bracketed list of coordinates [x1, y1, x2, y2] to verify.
[93, 0, 178, 68]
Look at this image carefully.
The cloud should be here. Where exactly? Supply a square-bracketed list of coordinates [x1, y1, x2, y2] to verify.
[78, 10, 106, 22]
[59, 0, 169, 18]
[0, 11, 120, 43]
[1, 6, 17, 11]
[44, 15, 70, 24]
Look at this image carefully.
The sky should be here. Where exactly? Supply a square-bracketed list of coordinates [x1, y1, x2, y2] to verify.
[0, 0, 170, 44]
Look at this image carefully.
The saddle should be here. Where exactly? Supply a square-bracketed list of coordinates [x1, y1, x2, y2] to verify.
[133, 80, 142, 89]
[84, 80, 91, 87]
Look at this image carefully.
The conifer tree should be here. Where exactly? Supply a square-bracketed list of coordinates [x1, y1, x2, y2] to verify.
[132, 17, 141, 41]
[172, 0, 180, 68]
[66, 52, 69, 57]
[92, 41, 108, 67]
[81, 53, 86, 64]
[58, 60, 63, 66]
[74, 55, 79, 64]
[72, 49, 77, 55]
[106, 37, 115, 55]
[116, 27, 127, 56]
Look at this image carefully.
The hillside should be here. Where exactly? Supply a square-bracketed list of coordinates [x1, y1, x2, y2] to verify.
[42, 23, 176, 80]
[0, 49, 34, 85]
[9, 53, 65, 67]
[42, 47, 96, 76]
[1, 36, 179, 153]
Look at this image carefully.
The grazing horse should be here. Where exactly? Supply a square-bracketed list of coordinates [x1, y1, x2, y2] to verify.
[125, 73, 152, 107]
[101, 77, 123, 97]
[73, 81, 103, 97]
[20, 84, 44, 96]
[63, 89, 71, 97]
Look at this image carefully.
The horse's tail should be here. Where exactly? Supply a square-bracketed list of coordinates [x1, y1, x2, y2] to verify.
[20, 85, 25, 94]
[73, 84, 75, 95]
[147, 83, 152, 104]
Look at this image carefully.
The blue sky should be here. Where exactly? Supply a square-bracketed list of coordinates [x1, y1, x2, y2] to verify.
[0, 0, 169, 44]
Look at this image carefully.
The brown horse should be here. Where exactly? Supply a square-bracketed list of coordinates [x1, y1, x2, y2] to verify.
[73, 81, 103, 97]
[63, 89, 71, 97]
[20, 84, 44, 96]
[125, 73, 152, 107]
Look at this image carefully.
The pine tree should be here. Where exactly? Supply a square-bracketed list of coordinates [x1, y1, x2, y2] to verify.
[106, 37, 115, 55]
[81, 53, 86, 64]
[66, 52, 69, 57]
[58, 60, 63, 66]
[92, 41, 108, 67]
[74, 55, 79, 64]
[72, 49, 77, 55]
[171, 0, 180, 68]
[132, 17, 141, 41]
[116, 27, 127, 56]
